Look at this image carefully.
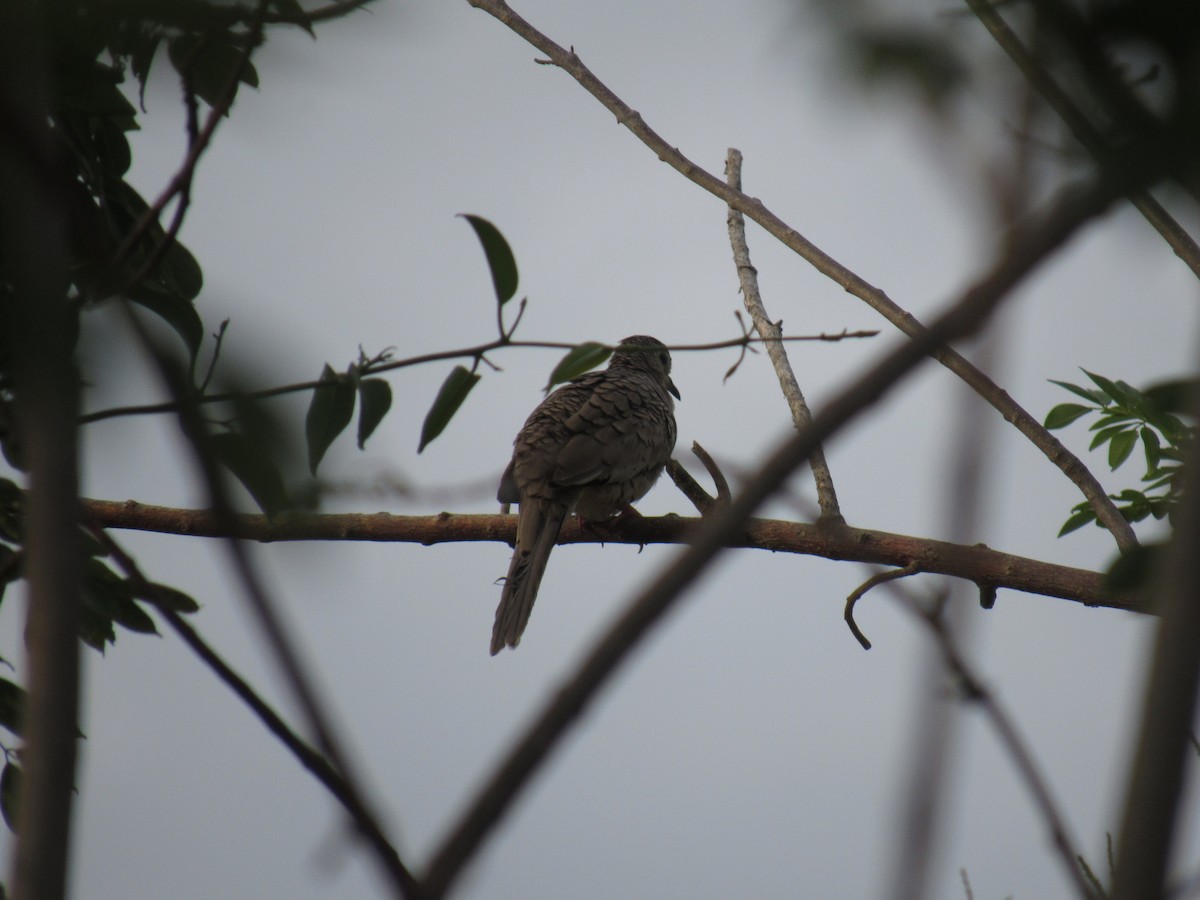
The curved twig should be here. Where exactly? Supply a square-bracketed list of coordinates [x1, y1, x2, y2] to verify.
[844, 562, 921, 650]
[690, 441, 731, 506]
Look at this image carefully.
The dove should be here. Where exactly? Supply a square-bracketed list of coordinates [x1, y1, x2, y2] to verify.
[491, 335, 679, 654]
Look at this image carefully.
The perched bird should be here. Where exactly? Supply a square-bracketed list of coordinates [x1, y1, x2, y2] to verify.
[491, 335, 680, 655]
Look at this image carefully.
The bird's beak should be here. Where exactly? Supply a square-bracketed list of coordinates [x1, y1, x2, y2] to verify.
[668, 377, 681, 400]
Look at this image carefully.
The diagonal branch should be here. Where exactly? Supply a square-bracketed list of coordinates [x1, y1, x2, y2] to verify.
[889, 581, 1097, 899]
[725, 148, 842, 523]
[85, 523, 415, 890]
[465, 0, 1138, 552]
[963, 0, 1200, 282]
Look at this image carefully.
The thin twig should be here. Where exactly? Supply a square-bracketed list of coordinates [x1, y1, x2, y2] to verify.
[121, 312, 417, 897]
[844, 563, 920, 650]
[665, 460, 715, 515]
[690, 441, 731, 506]
[464, 0, 1138, 552]
[725, 148, 843, 523]
[78, 331, 875, 424]
[107, 18, 261, 298]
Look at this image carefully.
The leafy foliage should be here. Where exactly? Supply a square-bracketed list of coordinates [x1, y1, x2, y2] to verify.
[1045, 371, 1195, 537]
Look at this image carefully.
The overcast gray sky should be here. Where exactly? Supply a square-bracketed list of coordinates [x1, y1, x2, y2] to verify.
[5, 0, 1200, 897]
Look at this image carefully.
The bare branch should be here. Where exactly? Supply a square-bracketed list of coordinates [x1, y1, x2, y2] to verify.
[665, 459, 715, 515]
[895, 584, 1097, 899]
[1111, 397, 1200, 898]
[82, 500, 1139, 613]
[112, 293, 416, 896]
[0, 7, 81, 898]
[690, 441, 731, 506]
[78, 331, 871, 425]
[725, 148, 843, 523]
[464, 0, 1138, 552]
[108, 11, 265, 298]
[86, 525, 416, 890]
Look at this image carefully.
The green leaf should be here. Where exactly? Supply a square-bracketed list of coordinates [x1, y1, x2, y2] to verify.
[268, 0, 316, 35]
[356, 378, 392, 449]
[210, 431, 290, 516]
[1089, 424, 1132, 452]
[135, 583, 201, 615]
[1083, 370, 1123, 405]
[0, 679, 26, 737]
[1088, 412, 1133, 433]
[0, 544, 20, 609]
[168, 37, 258, 111]
[544, 342, 611, 393]
[0, 480, 21, 543]
[160, 239, 204, 302]
[1044, 403, 1092, 430]
[1058, 507, 1097, 537]
[83, 559, 157, 636]
[1108, 429, 1138, 470]
[305, 365, 357, 475]
[1141, 427, 1162, 474]
[1, 762, 21, 833]
[460, 214, 518, 307]
[418, 366, 480, 453]
[126, 281, 204, 361]
[1050, 379, 1105, 405]
[95, 116, 132, 176]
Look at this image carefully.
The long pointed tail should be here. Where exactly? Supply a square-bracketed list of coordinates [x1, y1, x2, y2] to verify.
[491, 500, 568, 654]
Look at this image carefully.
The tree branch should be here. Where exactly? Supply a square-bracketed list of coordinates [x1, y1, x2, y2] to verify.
[892, 582, 1097, 899]
[78, 331, 873, 425]
[963, 0, 1200, 282]
[87, 524, 416, 891]
[465, 0, 1138, 552]
[0, 5, 81, 898]
[83, 498, 1142, 616]
[725, 148, 843, 523]
[1111, 394, 1200, 898]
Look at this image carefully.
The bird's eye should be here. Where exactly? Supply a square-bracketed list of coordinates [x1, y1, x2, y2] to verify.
[659, 353, 669, 366]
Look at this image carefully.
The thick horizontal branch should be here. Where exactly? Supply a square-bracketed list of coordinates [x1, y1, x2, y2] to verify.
[86, 499, 1138, 615]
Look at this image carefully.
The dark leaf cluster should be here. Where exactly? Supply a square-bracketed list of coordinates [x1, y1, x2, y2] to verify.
[1046, 370, 1195, 537]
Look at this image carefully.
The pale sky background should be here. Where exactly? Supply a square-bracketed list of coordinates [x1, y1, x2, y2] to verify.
[5, 0, 1200, 897]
